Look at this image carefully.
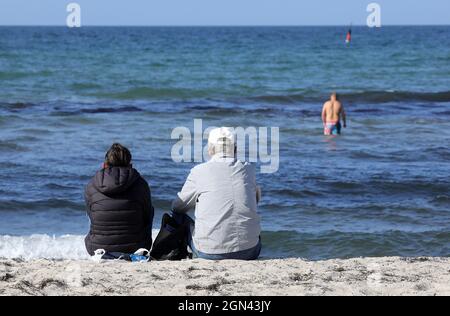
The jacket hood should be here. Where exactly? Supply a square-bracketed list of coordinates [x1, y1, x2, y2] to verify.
[93, 167, 141, 195]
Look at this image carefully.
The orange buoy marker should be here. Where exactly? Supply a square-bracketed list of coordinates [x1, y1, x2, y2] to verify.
[345, 26, 352, 45]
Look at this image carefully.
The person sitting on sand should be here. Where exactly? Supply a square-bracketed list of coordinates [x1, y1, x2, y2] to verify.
[84, 143, 154, 256]
[172, 127, 262, 260]
[322, 92, 347, 135]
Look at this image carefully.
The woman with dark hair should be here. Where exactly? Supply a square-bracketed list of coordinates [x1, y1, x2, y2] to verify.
[84, 143, 154, 256]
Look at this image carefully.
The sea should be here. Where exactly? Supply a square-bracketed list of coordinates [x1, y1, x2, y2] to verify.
[0, 26, 449, 260]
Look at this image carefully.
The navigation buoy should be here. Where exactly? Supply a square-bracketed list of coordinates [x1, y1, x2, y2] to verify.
[345, 28, 352, 45]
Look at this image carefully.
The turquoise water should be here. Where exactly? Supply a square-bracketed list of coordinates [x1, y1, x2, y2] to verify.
[0, 26, 449, 259]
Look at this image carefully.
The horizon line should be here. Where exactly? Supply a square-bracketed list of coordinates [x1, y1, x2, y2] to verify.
[0, 24, 449, 27]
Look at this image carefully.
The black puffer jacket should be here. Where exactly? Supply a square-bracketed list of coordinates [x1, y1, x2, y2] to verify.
[84, 167, 154, 256]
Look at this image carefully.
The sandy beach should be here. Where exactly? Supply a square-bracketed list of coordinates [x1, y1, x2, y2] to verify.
[1, 257, 449, 296]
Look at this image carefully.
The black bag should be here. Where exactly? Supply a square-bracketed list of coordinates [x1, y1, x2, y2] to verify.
[150, 213, 190, 261]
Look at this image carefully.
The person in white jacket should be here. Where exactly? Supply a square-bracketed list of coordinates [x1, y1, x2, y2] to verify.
[172, 127, 262, 260]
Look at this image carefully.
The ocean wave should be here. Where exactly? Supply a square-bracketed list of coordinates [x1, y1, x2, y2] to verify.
[79, 106, 143, 114]
[2, 229, 448, 261]
[50, 106, 144, 116]
[374, 180, 449, 196]
[8, 135, 40, 142]
[424, 146, 450, 160]
[0, 199, 84, 212]
[352, 108, 383, 113]
[0, 232, 160, 260]
[182, 105, 280, 116]
[0, 71, 52, 80]
[95, 89, 450, 104]
[318, 179, 449, 196]
[0, 72, 29, 80]
[61, 85, 450, 104]
[349, 151, 386, 160]
[17, 128, 52, 135]
[262, 230, 450, 260]
[91, 87, 214, 100]
[1, 90, 449, 117]
[0, 235, 89, 260]
[0, 102, 35, 111]
[44, 183, 79, 191]
[70, 82, 103, 91]
[0, 141, 28, 152]
[431, 195, 450, 204]
[267, 189, 322, 198]
[250, 91, 450, 104]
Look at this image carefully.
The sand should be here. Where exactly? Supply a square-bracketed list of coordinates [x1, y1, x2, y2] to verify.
[1, 257, 449, 296]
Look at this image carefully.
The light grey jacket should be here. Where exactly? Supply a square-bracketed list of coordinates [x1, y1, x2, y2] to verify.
[172, 156, 261, 254]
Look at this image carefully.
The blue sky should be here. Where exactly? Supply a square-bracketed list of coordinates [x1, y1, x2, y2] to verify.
[0, 0, 449, 26]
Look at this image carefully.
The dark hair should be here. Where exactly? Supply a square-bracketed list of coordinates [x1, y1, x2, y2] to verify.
[105, 143, 132, 167]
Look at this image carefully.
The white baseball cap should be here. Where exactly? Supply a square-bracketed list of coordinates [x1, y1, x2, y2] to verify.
[208, 127, 236, 146]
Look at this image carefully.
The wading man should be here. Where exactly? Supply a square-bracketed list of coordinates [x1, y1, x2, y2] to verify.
[322, 92, 347, 135]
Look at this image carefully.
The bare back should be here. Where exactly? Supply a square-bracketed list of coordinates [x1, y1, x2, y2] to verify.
[323, 100, 343, 122]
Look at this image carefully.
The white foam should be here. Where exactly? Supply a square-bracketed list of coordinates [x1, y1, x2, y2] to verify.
[0, 234, 90, 260]
[0, 230, 160, 261]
